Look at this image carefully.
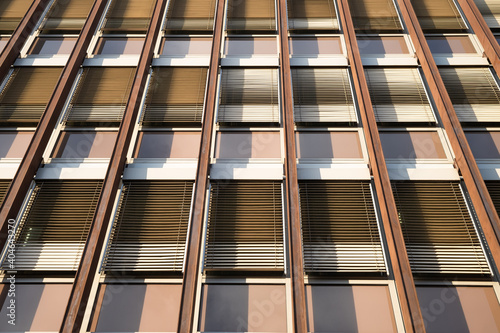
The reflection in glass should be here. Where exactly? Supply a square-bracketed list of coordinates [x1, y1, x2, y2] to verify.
[296, 132, 363, 159]
[94, 38, 145, 55]
[289, 37, 342, 55]
[161, 37, 212, 56]
[380, 131, 446, 159]
[0, 132, 33, 158]
[225, 37, 277, 56]
[427, 36, 476, 54]
[134, 132, 201, 158]
[52, 131, 117, 158]
[357, 36, 409, 54]
[29, 37, 77, 55]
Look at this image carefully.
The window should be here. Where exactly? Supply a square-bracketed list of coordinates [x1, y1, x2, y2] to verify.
[141, 67, 208, 125]
[40, 0, 95, 33]
[417, 286, 500, 332]
[204, 181, 284, 271]
[289, 37, 343, 56]
[0, 132, 33, 158]
[28, 37, 77, 55]
[215, 131, 281, 159]
[2, 180, 103, 271]
[392, 181, 490, 275]
[0, 284, 72, 331]
[102, 181, 193, 272]
[473, 0, 500, 29]
[161, 37, 212, 56]
[379, 131, 446, 159]
[287, 0, 338, 31]
[299, 181, 386, 273]
[218, 68, 279, 124]
[63, 67, 136, 125]
[134, 131, 201, 158]
[305, 285, 398, 332]
[164, 0, 216, 33]
[357, 36, 410, 55]
[295, 131, 364, 159]
[224, 37, 277, 56]
[464, 131, 500, 159]
[90, 284, 182, 332]
[0, 37, 8, 53]
[410, 0, 467, 31]
[226, 0, 276, 33]
[0, 0, 34, 33]
[348, 0, 402, 31]
[365, 68, 435, 123]
[439, 67, 500, 122]
[94, 37, 145, 55]
[485, 181, 500, 216]
[292, 68, 356, 123]
[102, 0, 156, 33]
[51, 131, 117, 159]
[0, 67, 63, 125]
[0, 180, 10, 205]
[426, 36, 477, 54]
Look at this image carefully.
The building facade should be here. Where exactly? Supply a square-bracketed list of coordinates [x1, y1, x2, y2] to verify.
[0, 0, 500, 332]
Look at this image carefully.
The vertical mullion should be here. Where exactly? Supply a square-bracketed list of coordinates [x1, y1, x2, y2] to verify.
[0, 0, 51, 81]
[0, 0, 108, 259]
[395, 0, 500, 274]
[59, 0, 168, 332]
[455, 0, 500, 74]
[277, 0, 308, 332]
[335, 0, 425, 332]
[177, 0, 225, 331]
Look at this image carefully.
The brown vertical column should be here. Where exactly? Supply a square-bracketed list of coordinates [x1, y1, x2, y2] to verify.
[395, 0, 500, 270]
[0, 0, 107, 252]
[59, 0, 168, 332]
[0, 0, 51, 81]
[456, 0, 500, 73]
[276, 0, 307, 332]
[177, 0, 224, 331]
[336, 0, 425, 332]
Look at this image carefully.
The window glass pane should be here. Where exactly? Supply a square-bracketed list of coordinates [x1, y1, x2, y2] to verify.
[161, 37, 212, 56]
[215, 131, 281, 158]
[427, 36, 476, 54]
[94, 37, 145, 55]
[0, 132, 33, 158]
[28, 37, 77, 55]
[289, 37, 342, 55]
[295, 131, 363, 159]
[417, 286, 500, 333]
[134, 132, 201, 158]
[305, 285, 398, 333]
[357, 36, 409, 54]
[95, 284, 182, 332]
[225, 37, 277, 55]
[198, 284, 287, 332]
[0, 284, 71, 331]
[52, 132, 117, 158]
[465, 131, 500, 159]
[0, 37, 8, 53]
[380, 131, 447, 159]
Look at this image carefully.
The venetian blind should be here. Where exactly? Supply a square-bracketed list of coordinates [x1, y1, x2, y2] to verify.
[103, 0, 156, 32]
[0, 67, 62, 125]
[392, 181, 490, 275]
[0, 180, 10, 205]
[410, 0, 467, 31]
[218, 68, 279, 123]
[164, 0, 216, 32]
[141, 67, 208, 125]
[64, 67, 135, 125]
[439, 67, 500, 122]
[204, 181, 284, 271]
[2, 180, 102, 271]
[348, 0, 402, 31]
[287, 0, 339, 31]
[365, 68, 436, 123]
[485, 181, 500, 217]
[474, 0, 500, 29]
[41, 0, 94, 32]
[102, 181, 193, 272]
[299, 181, 386, 273]
[226, 0, 276, 32]
[0, 0, 33, 32]
[292, 68, 356, 123]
